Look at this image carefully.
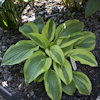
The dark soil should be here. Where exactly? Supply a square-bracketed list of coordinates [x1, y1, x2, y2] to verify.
[0, 0, 100, 100]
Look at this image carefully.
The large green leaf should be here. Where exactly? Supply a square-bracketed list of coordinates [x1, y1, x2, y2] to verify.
[24, 51, 52, 85]
[33, 16, 45, 34]
[57, 34, 84, 48]
[42, 19, 55, 42]
[1, 40, 39, 65]
[34, 73, 44, 82]
[68, 49, 98, 67]
[44, 69, 62, 100]
[45, 45, 64, 66]
[19, 22, 39, 38]
[62, 80, 76, 95]
[28, 33, 49, 49]
[53, 59, 72, 85]
[85, 0, 100, 17]
[73, 71, 92, 95]
[62, 45, 73, 56]
[55, 20, 84, 39]
[74, 31, 96, 51]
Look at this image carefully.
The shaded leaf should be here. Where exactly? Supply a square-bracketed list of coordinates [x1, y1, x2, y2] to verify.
[62, 45, 73, 56]
[28, 33, 49, 49]
[19, 22, 39, 38]
[57, 34, 84, 48]
[85, 0, 100, 17]
[62, 80, 76, 95]
[44, 69, 62, 100]
[34, 73, 44, 82]
[53, 59, 72, 85]
[33, 16, 45, 34]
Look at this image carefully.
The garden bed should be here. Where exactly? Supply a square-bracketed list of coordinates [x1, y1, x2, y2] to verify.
[0, 0, 100, 100]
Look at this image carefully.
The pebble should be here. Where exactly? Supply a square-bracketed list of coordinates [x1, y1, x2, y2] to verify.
[7, 77, 13, 82]
[2, 46, 7, 51]
[0, 0, 100, 100]
[30, 91, 34, 96]
[0, 57, 2, 61]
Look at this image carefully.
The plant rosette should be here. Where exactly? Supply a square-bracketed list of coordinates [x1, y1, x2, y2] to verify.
[1, 16, 98, 100]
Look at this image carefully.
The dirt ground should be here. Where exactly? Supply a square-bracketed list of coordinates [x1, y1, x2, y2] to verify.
[0, 0, 100, 100]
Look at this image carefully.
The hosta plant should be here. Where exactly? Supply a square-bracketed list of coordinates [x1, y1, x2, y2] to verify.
[1, 16, 98, 100]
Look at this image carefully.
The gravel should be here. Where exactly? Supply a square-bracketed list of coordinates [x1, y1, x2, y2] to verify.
[0, 0, 100, 100]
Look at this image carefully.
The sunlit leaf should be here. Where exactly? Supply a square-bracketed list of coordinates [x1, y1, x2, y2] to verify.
[45, 45, 64, 66]
[73, 71, 92, 95]
[68, 49, 98, 67]
[74, 31, 96, 51]
[1, 40, 39, 65]
[55, 20, 84, 39]
[19, 22, 39, 38]
[24, 51, 52, 85]
[42, 19, 55, 42]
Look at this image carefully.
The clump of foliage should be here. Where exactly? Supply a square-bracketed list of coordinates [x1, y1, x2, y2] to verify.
[0, 0, 33, 29]
[1, 16, 98, 100]
[62, 0, 83, 12]
[62, 0, 100, 17]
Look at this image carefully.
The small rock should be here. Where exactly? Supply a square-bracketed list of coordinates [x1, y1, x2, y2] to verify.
[59, 19, 64, 23]
[7, 77, 13, 82]
[2, 46, 7, 51]
[0, 57, 2, 62]
[30, 91, 34, 96]
[27, 94, 30, 98]
[90, 70, 94, 74]
[96, 96, 100, 100]
[2, 81, 8, 87]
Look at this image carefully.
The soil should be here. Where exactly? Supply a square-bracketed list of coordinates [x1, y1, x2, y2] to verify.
[0, 0, 100, 100]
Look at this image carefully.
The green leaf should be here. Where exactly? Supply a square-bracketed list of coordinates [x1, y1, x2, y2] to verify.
[74, 31, 96, 51]
[44, 69, 62, 100]
[24, 51, 52, 85]
[62, 45, 73, 56]
[45, 45, 64, 66]
[28, 33, 49, 49]
[53, 59, 72, 85]
[34, 73, 44, 82]
[1, 40, 39, 65]
[73, 71, 92, 95]
[62, 80, 76, 95]
[85, 0, 100, 17]
[19, 22, 39, 38]
[68, 49, 98, 67]
[55, 20, 84, 39]
[42, 19, 55, 42]
[57, 34, 84, 48]
[33, 16, 45, 34]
